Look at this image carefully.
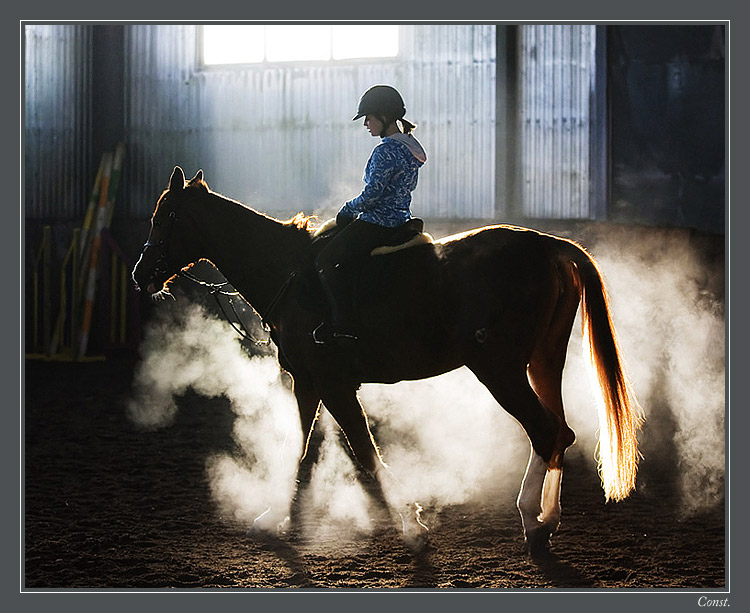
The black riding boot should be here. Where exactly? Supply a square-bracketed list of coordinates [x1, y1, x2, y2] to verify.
[313, 266, 358, 346]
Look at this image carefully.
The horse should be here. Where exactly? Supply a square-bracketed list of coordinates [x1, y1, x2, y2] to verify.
[132, 166, 643, 555]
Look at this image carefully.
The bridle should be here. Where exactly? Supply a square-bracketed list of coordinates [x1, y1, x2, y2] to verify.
[139, 209, 178, 286]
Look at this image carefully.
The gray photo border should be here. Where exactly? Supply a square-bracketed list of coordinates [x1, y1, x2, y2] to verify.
[12, 1, 741, 612]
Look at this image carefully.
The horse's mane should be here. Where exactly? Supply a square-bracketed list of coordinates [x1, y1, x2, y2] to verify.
[285, 212, 315, 233]
[159, 176, 318, 250]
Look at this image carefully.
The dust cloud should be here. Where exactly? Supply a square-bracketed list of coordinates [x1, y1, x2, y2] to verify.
[585, 228, 725, 513]
[127, 301, 302, 530]
[127, 226, 724, 543]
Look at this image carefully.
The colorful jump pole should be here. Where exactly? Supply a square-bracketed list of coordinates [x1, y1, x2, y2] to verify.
[77, 142, 125, 359]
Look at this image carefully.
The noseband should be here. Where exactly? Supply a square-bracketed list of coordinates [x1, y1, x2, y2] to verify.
[140, 209, 178, 284]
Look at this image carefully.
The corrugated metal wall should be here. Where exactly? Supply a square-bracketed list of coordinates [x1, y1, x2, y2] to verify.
[123, 25, 201, 218]
[24, 24, 605, 223]
[121, 24, 496, 220]
[519, 25, 597, 219]
[24, 25, 93, 219]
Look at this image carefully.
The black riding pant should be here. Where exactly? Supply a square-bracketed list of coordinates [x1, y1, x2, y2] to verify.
[315, 219, 397, 331]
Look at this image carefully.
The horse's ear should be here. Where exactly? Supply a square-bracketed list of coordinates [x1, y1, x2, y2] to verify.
[188, 170, 205, 186]
[169, 166, 185, 192]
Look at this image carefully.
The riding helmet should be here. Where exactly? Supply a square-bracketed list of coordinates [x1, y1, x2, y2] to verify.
[352, 85, 406, 121]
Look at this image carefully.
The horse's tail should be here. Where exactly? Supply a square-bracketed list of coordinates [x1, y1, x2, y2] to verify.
[561, 239, 644, 502]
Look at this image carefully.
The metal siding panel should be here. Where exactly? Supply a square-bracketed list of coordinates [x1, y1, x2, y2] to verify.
[24, 25, 93, 220]
[122, 25, 202, 218]
[520, 25, 597, 220]
[120, 24, 496, 220]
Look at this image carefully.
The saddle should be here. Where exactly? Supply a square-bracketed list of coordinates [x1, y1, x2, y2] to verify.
[312, 217, 433, 255]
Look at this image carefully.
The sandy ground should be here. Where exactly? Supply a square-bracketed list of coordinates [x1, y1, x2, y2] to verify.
[24, 357, 725, 590]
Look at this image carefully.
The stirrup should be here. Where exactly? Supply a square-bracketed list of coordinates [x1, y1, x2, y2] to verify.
[311, 322, 328, 345]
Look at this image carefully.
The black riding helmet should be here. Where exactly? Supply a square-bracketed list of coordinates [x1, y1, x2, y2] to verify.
[352, 85, 406, 122]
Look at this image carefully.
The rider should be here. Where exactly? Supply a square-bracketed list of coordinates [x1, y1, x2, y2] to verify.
[314, 84, 427, 345]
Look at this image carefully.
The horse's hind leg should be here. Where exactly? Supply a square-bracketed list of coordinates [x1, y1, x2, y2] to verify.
[528, 262, 579, 462]
[517, 446, 556, 554]
[526, 263, 580, 538]
[468, 361, 564, 554]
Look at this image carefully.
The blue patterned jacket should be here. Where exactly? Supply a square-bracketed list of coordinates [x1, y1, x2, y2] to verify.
[338, 134, 427, 228]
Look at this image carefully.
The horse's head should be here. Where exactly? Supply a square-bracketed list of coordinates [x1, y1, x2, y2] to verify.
[132, 166, 207, 296]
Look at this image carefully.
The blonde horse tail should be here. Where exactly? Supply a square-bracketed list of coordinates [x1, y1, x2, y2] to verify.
[564, 240, 644, 501]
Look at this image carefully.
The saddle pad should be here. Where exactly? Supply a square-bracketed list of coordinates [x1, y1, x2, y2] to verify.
[313, 217, 433, 255]
[370, 232, 434, 256]
[312, 217, 338, 237]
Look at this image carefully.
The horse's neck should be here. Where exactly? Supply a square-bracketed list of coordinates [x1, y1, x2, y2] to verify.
[197, 194, 309, 314]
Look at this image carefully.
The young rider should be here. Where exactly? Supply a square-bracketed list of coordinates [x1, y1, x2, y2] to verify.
[314, 85, 427, 345]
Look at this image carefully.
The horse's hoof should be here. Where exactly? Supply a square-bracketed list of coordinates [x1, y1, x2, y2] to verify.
[403, 529, 430, 554]
[276, 515, 292, 535]
[524, 527, 552, 558]
[399, 502, 430, 554]
[246, 523, 268, 538]
[247, 508, 292, 538]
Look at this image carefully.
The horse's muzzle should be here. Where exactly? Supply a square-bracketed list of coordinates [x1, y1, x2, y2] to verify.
[132, 270, 160, 295]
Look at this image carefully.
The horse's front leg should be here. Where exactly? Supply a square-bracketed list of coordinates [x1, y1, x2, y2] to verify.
[319, 383, 429, 551]
[279, 378, 322, 536]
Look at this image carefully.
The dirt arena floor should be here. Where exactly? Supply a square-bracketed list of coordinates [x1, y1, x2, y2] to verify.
[24, 356, 725, 591]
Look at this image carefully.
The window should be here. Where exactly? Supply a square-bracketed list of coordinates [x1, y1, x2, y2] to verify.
[202, 24, 399, 65]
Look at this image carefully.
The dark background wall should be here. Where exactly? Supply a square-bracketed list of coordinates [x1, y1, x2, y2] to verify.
[92, 26, 125, 164]
[607, 25, 725, 234]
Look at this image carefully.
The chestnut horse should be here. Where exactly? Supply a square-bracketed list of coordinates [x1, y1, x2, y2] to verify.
[132, 167, 643, 554]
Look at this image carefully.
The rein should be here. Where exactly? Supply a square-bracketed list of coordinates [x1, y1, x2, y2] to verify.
[179, 267, 297, 346]
[179, 269, 269, 345]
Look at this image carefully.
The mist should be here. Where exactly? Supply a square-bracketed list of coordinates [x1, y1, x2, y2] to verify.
[127, 301, 303, 530]
[126, 227, 724, 545]
[586, 228, 725, 512]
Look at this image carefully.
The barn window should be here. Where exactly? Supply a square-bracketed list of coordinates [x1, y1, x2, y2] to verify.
[201, 25, 399, 65]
